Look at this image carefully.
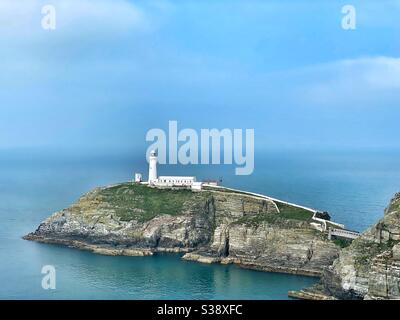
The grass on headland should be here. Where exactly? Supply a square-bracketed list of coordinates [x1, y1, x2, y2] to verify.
[232, 205, 314, 228]
[99, 183, 315, 226]
[99, 183, 197, 222]
[275, 202, 314, 222]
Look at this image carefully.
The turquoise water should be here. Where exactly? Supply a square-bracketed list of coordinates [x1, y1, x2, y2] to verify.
[1, 149, 399, 299]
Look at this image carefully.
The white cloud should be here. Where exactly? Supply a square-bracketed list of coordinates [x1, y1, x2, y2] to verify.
[293, 56, 400, 108]
[0, 0, 148, 37]
[0, 0, 156, 73]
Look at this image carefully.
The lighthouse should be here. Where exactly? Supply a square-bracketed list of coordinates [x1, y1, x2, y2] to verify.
[148, 150, 158, 184]
[135, 150, 208, 190]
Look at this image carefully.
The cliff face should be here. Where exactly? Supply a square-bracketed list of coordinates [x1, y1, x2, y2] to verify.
[24, 183, 339, 276]
[320, 193, 400, 299]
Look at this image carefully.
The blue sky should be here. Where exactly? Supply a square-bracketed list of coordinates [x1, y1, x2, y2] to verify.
[1, 0, 399, 152]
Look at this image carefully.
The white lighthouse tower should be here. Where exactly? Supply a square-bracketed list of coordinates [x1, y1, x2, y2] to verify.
[148, 150, 158, 184]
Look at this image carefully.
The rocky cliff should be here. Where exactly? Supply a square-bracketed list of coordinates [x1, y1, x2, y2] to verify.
[24, 183, 339, 276]
[298, 192, 400, 299]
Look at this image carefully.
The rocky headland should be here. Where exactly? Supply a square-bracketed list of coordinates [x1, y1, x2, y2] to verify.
[26, 183, 400, 299]
[291, 192, 400, 300]
[24, 182, 340, 277]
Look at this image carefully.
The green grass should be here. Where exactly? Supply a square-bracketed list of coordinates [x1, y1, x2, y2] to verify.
[231, 211, 315, 229]
[98, 183, 314, 226]
[99, 183, 199, 222]
[275, 202, 314, 222]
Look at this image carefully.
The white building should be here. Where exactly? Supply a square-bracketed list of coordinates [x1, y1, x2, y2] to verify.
[140, 150, 202, 190]
[157, 176, 196, 187]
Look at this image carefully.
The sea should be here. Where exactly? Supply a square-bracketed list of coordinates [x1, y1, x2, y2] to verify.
[1, 148, 399, 299]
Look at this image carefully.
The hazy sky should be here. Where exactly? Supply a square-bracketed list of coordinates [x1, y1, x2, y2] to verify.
[1, 0, 399, 152]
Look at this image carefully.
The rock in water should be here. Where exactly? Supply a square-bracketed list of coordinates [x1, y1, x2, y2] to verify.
[305, 192, 400, 300]
[23, 183, 340, 276]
